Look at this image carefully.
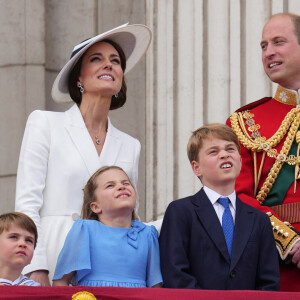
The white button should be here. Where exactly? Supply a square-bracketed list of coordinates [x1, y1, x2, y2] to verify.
[72, 213, 80, 221]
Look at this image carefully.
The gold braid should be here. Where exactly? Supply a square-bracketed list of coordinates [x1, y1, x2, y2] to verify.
[230, 107, 300, 150]
[230, 106, 300, 204]
[296, 131, 300, 144]
[256, 115, 300, 203]
[295, 131, 300, 190]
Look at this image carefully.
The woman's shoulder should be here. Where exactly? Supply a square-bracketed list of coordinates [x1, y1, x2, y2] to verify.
[27, 108, 65, 124]
[26, 106, 79, 132]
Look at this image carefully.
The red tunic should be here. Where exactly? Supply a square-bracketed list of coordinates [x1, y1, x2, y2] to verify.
[227, 86, 300, 291]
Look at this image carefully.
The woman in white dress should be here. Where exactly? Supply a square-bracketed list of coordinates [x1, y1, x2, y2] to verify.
[15, 24, 152, 286]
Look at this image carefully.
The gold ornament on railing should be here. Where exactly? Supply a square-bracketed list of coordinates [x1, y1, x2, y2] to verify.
[72, 291, 97, 300]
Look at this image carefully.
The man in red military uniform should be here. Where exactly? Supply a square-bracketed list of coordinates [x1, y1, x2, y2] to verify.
[227, 13, 300, 291]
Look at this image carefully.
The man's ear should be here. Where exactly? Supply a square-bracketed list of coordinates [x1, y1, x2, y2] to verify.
[191, 160, 202, 177]
[90, 202, 102, 214]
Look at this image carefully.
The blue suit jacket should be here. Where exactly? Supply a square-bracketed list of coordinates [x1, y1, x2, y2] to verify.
[159, 188, 280, 290]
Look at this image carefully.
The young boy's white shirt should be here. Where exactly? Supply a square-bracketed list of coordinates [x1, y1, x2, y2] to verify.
[0, 274, 40, 286]
[203, 185, 236, 224]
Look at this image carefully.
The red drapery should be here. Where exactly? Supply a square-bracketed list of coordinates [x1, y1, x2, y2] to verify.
[0, 287, 299, 299]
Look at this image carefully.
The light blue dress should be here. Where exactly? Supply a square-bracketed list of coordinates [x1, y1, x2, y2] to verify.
[53, 219, 162, 287]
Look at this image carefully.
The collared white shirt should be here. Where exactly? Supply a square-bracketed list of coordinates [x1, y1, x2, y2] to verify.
[203, 186, 236, 225]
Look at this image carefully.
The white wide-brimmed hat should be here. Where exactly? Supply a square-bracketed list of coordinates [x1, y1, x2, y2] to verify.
[51, 23, 152, 103]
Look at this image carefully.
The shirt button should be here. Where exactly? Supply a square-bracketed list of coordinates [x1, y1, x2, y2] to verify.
[72, 213, 80, 221]
[230, 271, 236, 278]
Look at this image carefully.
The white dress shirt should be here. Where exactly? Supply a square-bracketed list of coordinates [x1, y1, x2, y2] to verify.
[203, 186, 236, 224]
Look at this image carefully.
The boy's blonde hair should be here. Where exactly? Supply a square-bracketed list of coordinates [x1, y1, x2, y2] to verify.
[187, 123, 241, 163]
[81, 166, 137, 220]
[0, 212, 38, 248]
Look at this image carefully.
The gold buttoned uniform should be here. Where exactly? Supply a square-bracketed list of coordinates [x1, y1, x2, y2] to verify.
[227, 85, 300, 291]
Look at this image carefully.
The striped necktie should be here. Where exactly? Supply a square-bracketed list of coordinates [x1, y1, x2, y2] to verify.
[218, 197, 234, 258]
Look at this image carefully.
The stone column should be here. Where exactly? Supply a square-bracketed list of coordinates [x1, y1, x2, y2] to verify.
[0, 0, 45, 212]
[144, 0, 300, 222]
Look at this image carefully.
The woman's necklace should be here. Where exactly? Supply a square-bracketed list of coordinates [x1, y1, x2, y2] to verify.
[95, 136, 101, 145]
[95, 128, 107, 145]
[89, 122, 107, 146]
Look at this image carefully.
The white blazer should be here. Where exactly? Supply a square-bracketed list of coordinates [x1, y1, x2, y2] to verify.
[15, 104, 141, 280]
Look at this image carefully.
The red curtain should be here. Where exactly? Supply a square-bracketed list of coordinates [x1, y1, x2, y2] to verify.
[0, 287, 299, 300]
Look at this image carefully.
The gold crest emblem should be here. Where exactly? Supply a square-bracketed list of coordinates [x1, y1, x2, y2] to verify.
[72, 291, 97, 300]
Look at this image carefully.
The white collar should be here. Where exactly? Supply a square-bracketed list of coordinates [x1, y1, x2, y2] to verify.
[203, 186, 236, 210]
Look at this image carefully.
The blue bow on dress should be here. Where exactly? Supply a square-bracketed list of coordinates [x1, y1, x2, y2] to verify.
[127, 221, 146, 249]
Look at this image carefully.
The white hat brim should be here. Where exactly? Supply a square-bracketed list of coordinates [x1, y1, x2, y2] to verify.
[51, 23, 152, 103]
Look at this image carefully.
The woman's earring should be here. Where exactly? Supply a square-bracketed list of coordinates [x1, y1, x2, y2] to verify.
[114, 93, 118, 98]
[77, 82, 84, 93]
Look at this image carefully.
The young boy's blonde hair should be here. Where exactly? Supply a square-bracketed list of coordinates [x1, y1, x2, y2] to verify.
[81, 165, 137, 220]
[0, 212, 38, 248]
[187, 123, 241, 163]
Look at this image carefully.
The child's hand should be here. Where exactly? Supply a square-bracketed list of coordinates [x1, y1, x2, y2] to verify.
[52, 271, 74, 286]
[29, 270, 50, 286]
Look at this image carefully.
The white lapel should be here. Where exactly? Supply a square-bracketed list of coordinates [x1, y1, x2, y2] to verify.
[64, 104, 122, 176]
[65, 105, 98, 176]
[99, 118, 122, 166]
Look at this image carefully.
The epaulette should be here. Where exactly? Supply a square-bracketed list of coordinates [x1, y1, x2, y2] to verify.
[235, 97, 272, 113]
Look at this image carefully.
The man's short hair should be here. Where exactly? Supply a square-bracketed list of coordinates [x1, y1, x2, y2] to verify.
[269, 13, 300, 44]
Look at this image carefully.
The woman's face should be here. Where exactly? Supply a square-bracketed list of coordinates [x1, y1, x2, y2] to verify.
[79, 41, 123, 98]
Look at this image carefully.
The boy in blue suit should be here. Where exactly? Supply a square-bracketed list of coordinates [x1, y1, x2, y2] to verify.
[159, 123, 280, 290]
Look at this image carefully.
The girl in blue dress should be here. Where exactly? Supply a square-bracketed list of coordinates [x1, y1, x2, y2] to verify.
[52, 166, 162, 287]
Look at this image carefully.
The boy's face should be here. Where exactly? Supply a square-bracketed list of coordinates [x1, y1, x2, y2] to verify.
[0, 224, 35, 270]
[192, 136, 241, 190]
